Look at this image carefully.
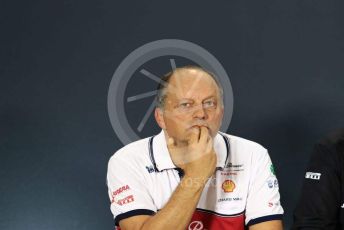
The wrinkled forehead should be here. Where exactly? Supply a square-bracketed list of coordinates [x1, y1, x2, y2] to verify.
[165, 68, 220, 100]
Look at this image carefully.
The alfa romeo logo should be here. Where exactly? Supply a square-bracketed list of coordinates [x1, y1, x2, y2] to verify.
[188, 221, 204, 230]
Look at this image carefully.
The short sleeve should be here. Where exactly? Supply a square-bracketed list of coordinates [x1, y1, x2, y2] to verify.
[106, 154, 157, 225]
[245, 148, 284, 226]
[292, 143, 341, 230]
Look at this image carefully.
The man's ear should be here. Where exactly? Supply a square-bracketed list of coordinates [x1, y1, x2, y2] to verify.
[154, 107, 166, 129]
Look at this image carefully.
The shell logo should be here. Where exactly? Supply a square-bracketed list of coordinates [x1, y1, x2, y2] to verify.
[222, 179, 236, 193]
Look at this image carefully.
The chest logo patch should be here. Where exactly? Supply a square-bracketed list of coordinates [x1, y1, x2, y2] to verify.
[222, 179, 236, 193]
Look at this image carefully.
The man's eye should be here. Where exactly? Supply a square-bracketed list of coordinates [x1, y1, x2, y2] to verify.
[204, 101, 216, 108]
[180, 103, 191, 108]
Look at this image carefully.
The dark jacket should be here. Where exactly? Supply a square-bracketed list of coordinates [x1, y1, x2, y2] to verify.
[292, 129, 344, 230]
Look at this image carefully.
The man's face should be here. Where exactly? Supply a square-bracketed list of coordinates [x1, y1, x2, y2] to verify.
[155, 69, 224, 144]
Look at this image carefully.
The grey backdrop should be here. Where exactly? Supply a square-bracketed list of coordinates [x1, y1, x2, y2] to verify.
[1, 0, 344, 229]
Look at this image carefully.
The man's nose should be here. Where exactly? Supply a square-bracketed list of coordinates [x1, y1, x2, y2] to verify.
[192, 104, 208, 119]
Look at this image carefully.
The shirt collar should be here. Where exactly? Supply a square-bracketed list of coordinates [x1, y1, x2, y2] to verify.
[149, 130, 230, 172]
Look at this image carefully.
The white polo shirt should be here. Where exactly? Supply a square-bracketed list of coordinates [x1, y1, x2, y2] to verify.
[107, 130, 283, 229]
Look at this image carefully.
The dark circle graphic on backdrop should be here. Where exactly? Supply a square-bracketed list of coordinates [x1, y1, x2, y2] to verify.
[108, 39, 234, 145]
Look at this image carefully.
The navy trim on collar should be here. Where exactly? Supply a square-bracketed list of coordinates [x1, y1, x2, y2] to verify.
[219, 133, 230, 168]
[149, 132, 231, 171]
[148, 136, 159, 172]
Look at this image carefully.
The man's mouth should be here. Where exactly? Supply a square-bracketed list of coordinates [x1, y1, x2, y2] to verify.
[189, 125, 209, 130]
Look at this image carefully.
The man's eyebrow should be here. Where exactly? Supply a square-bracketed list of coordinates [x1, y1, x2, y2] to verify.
[177, 98, 194, 102]
[176, 96, 217, 103]
[203, 96, 216, 101]
[178, 95, 217, 101]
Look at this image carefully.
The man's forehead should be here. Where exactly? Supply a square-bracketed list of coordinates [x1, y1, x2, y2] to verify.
[166, 69, 218, 95]
[161, 69, 219, 102]
[169, 68, 211, 81]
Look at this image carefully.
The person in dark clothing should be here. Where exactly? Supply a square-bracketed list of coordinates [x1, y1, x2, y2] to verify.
[292, 129, 344, 230]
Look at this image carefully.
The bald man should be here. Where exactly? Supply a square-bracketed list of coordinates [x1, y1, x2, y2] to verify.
[107, 66, 284, 230]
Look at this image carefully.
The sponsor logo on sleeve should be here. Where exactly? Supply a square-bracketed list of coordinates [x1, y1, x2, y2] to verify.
[222, 180, 236, 193]
[113, 185, 130, 196]
[270, 164, 276, 176]
[117, 195, 135, 206]
[268, 201, 280, 208]
[267, 178, 279, 189]
[274, 179, 279, 188]
[111, 185, 130, 203]
[305, 172, 321, 180]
